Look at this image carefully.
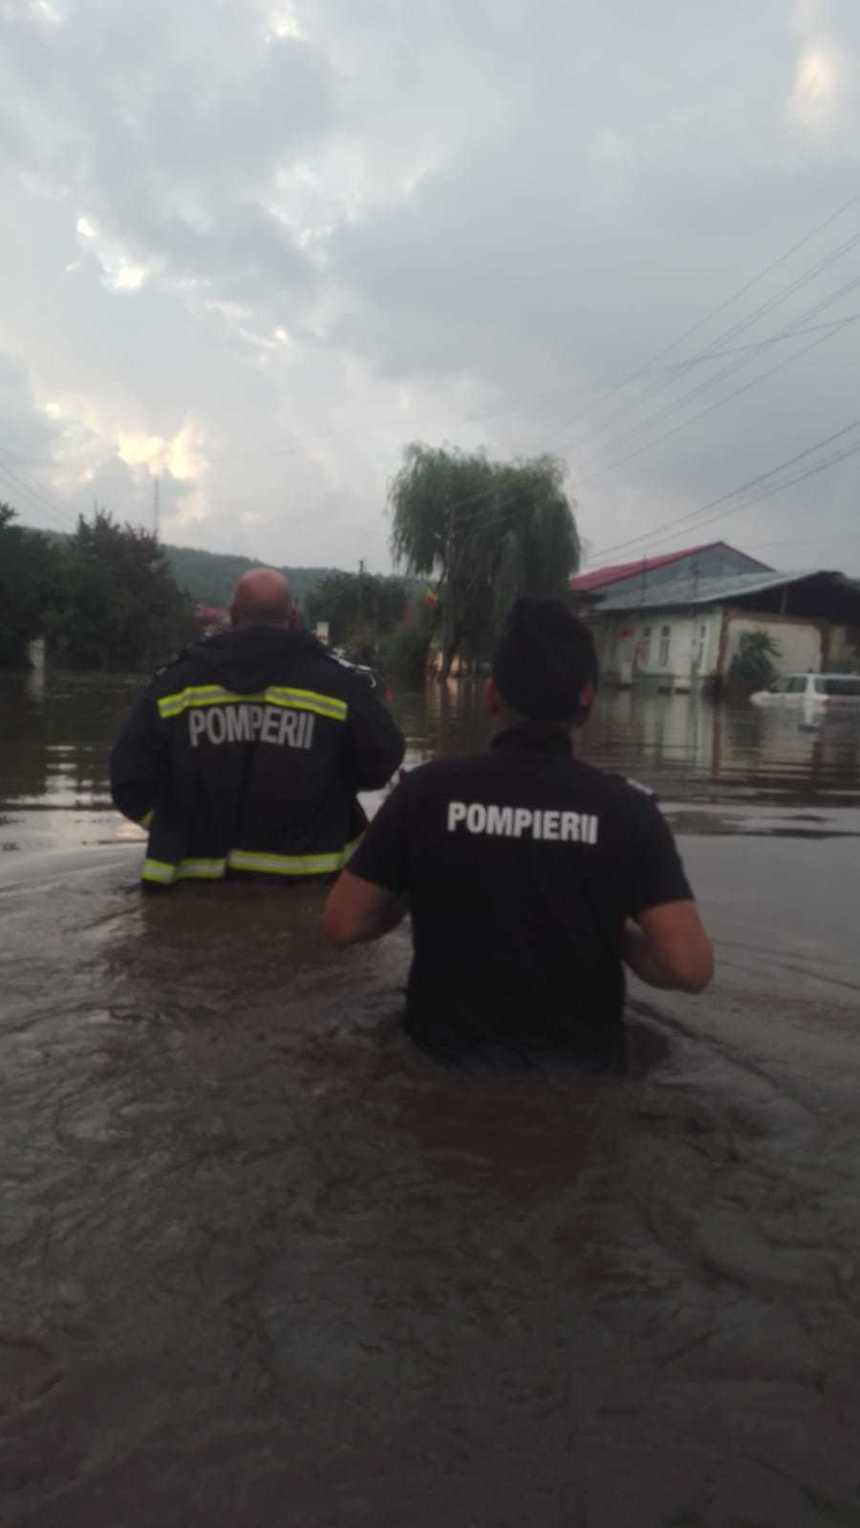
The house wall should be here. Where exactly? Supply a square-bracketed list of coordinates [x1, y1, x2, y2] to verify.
[826, 624, 860, 667]
[721, 612, 823, 678]
[594, 609, 722, 690]
[589, 595, 860, 690]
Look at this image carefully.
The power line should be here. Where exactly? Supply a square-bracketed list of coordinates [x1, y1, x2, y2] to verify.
[631, 437, 860, 554]
[579, 303, 860, 483]
[577, 274, 860, 476]
[554, 191, 860, 444]
[584, 416, 860, 565]
[565, 228, 860, 464]
[0, 456, 74, 531]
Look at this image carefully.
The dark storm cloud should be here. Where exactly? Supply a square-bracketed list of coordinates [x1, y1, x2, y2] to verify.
[0, 0, 859, 571]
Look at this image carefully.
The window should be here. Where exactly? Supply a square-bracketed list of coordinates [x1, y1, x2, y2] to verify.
[658, 625, 671, 666]
[638, 626, 651, 665]
[816, 676, 860, 697]
[786, 676, 808, 694]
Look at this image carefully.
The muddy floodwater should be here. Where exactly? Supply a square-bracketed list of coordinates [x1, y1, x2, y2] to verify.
[2, 672, 860, 1526]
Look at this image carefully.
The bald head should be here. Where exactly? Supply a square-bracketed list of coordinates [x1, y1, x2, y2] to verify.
[230, 568, 292, 629]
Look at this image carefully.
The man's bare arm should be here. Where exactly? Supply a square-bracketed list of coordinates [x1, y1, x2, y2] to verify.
[622, 901, 714, 993]
[323, 869, 408, 946]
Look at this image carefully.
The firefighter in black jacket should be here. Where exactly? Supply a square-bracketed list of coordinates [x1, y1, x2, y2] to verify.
[110, 568, 405, 887]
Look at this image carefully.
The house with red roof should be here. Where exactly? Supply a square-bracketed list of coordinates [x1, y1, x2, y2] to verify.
[571, 542, 860, 691]
[571, 541, 771, 602]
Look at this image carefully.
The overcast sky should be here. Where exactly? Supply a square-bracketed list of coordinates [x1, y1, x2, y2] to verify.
[1, 0, 859, 575]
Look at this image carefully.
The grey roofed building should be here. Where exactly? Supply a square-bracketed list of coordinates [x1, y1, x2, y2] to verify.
[594, 568, 849, 611]
[571, 540, 770, 603]
[575, 557, 860, 693]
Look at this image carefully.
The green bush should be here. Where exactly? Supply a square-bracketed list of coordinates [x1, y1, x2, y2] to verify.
[729, 630, 781, 691]
[382, 619, 433, 689]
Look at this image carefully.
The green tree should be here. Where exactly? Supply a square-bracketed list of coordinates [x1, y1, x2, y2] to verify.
[0, 505, 65, 668]
[52, 511, 196, 671]
[389, 445, 580, 678]
[729, 630, 781, 692]
[306, 569, 408, 663]
[381, 601, 435, 689]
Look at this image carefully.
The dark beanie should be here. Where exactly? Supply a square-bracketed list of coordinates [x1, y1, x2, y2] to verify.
[492, 597, 598, 721]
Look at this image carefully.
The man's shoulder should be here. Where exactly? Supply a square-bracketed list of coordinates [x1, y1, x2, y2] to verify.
[398, 753, 655, 789]
[146, 645, 203, 694]
[402, 753, 662, 822]
[569, 759, 663, 818]
[398, 755, 490, 793]
[293, 645, 383, 701]
[325, 655, 382, 698]
[573, 758, 657, 798]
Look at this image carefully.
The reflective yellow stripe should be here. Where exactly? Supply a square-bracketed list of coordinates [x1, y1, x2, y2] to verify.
[142, 856, 227, 884]
[141, 839, 359, 885]
[157, 685, 347, 722]
[142, 857, 179, 884]
[227, 837, 361, 878]
[176, 858, 228, 879]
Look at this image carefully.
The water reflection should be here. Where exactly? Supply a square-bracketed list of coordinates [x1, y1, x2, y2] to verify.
[412, 680, 860, 805]
[1, 672, 859, 858]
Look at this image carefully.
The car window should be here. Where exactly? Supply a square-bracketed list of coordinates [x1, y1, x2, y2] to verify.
[819, 676, 860, 697]
[770, 678, 789, 693]
[786, 676, 807, 693]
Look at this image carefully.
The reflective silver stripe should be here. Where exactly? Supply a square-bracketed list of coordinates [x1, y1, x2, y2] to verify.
[157, 685, 347, 722]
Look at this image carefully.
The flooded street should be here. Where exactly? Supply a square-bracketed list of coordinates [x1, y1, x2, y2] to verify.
[2, 674, 860, 1526]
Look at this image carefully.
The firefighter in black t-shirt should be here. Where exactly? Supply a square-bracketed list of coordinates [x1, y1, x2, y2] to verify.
[323, 597, 713, 1057]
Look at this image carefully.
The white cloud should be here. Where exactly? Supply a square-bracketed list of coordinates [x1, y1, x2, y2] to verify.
[110, 263, 149, 291]
[0, 0, 859, 576]
[267, 9, 303, 41]
[790, 42, 841, 126]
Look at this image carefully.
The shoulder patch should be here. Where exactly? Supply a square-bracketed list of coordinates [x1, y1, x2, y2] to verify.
[152, 648, 189, 680]
[326, 653, 378, 689]
[625, 776, 657, 799]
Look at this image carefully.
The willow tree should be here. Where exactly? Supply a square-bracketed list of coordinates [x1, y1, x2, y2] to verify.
[389, 444, 580, 678]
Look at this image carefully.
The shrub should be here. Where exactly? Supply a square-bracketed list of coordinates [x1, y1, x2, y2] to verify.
[729, 630, 781, 691]
[382, 619, 433, 690]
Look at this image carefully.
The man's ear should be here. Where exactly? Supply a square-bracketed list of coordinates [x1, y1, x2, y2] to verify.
[485, 676, 502, 715]
[575, 681, 595, 727]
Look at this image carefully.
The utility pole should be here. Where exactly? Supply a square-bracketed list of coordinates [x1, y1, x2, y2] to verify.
[152, 476, 160, 541]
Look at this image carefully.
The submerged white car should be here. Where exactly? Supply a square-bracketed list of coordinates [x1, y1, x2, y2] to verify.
[750, 672, 860, 708]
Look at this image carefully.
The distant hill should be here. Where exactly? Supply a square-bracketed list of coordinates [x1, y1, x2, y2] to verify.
[24, 523, 398, 609]
[163, 543, 337, 608]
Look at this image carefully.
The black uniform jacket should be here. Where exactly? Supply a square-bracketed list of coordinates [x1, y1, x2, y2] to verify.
[110, 625, 405, 886]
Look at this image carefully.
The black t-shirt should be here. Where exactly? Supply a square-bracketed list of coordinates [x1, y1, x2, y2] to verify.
[348, 726, 693, 1051]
